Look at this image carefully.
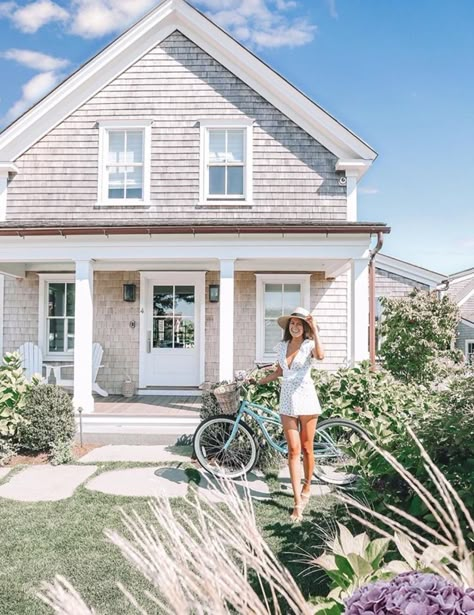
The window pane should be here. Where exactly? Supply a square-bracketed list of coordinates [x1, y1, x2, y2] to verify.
[108, 166, 125, 199]
[209, 166, 225, 195]
[153, 286, 174, 316]
[125, 166, 143, 199]
[49, 319, 65, 352]
[175, 286, 195, 318]
[282, 284, 301, 314]
[126, 131, 143, 164]
[49, 283, 65, 317]
[209, 130, 226, 163]
[154, 318, 173, 348]
[227, 166, 244, 195]
[108, 131, 125, 164]
[227, 130, 244, 162]
[66, 284, 75, 317]
[264, 284, 283, 318]
[67, 319, 75, 351]
[174, 318, 195, 349]
[264, 320, 281, 354]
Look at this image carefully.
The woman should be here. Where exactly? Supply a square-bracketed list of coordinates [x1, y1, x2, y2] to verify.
[256, 307, 324, 522]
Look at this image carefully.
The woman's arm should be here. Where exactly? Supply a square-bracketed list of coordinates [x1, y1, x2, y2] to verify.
[306, 315, 325, 360]
[257, 364, 283, 385]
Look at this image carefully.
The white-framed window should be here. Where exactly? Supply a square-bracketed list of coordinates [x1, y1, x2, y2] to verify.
[255, 274, 311, 361]
[97, 120, 152, 206]
[199, 119, 253, 204]
[466, 340, 474, 364]
[38, 274, 75, 360]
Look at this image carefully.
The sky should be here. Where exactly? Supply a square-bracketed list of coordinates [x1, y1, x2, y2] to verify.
[0, 0, 473, 275]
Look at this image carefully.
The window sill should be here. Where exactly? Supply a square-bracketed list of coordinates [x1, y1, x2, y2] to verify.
[94, 202, 152, 210]
[195, 201, 254, 210]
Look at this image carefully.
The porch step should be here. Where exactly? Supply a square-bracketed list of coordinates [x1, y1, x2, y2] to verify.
[137, 387, 202, 396]
[76, 414, 200, 436]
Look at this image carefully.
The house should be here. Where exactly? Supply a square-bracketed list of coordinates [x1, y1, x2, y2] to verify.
[375, 253, 473, 362]
[0, 0, 390, 413]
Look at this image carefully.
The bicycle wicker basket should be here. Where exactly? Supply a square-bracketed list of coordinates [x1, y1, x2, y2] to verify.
[213, 382, 241, 414]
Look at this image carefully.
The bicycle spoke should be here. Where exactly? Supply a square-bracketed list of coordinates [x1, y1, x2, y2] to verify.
[314, 420, 367, 485]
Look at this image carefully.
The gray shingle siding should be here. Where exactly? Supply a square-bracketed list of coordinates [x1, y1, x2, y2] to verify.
[456, 320, 474, 359]
[375, 268, 429, 297]
[7, 32, 345, 222]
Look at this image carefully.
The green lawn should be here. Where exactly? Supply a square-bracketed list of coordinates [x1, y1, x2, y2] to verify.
[0, 463, 337, 614]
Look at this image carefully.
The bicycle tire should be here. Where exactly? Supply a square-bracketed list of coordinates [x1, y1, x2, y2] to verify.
[193, 414, 259, 479]
[313, 418, 369, 486]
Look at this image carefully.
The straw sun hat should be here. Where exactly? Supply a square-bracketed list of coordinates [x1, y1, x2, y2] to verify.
[277, 307, 314, 330]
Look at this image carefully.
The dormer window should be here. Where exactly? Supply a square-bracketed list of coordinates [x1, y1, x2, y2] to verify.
[98, 120, 151, 206]
[200, 119, 253, 205]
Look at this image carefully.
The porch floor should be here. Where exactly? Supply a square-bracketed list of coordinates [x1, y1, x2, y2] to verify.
[93, 395, 202, 417]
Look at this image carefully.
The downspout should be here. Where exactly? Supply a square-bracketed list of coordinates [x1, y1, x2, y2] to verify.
[369, 232, 384, 368]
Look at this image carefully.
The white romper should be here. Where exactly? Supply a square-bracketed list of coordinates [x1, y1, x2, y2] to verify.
[277, 339, 322, 417]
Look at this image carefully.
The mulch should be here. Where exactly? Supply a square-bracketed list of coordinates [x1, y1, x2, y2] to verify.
[5, 443, 99, 467]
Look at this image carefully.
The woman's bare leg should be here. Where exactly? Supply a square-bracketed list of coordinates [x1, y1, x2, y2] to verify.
[299, 415, 318, 497]
[281, 415, 302, 518]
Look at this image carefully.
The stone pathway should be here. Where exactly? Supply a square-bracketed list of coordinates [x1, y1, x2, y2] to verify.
[0, 445, 333, 503]
[0, 465, 97, 502]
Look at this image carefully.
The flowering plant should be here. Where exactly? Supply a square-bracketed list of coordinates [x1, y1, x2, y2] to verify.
[345, 572, 474, 615]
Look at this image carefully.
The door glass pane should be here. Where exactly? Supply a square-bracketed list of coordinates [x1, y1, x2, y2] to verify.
[154, 318, 173, 348]
[264, 320, 281, 354]
[209, 130, 226, 163]
[283, 284, 301, 314]
[49, 319, 65, 352]
[153, 286, 173, 316]
[66, 284, 75, 317]
[108, 131, 125, 164]
[227, 130, 244, 162]
[227, 166, 244, 195]
[67, 319, 75, 351]
[209, 166, 225, 195]
[125, 166, 143, 199]
[126, 131, 143, 163]
[264, 284, 282, 318]
[49, 283, 65, 317]
[175, 286, 194, 318]
[174, 318, 195, 349]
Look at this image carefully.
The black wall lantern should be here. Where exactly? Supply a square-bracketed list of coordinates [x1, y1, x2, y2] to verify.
[123, 283, 137, 302]
[209, 284, 220, 303]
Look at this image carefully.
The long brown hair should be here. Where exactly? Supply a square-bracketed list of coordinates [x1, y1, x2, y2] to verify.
[283, 318, 313, 342]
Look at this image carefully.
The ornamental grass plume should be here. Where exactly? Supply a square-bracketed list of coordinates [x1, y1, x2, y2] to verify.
[38, 477, 313, 615]
[335, 425, 474, 589]
[345, 571, 474, 615]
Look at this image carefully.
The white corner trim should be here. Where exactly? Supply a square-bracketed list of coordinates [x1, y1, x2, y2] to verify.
[38, 273, 75, 361]
[199, 120, 254, 205]
[0, 177, 7, 222]
[255, 273, 311, 362]
[346, 175, 357, 222]
[0, 274, 4, 358]
[97, 122, 151, 206]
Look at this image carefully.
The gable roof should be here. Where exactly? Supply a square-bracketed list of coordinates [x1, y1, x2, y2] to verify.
[0, 0, 376, 172]
[375, 253, 447, 289]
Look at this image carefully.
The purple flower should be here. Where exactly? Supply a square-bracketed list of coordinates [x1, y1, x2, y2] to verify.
[345, 572, 474, 615]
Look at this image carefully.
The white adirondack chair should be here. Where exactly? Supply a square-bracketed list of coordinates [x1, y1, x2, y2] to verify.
[18, 342, 51, 382]
[52, 342, 108, 397]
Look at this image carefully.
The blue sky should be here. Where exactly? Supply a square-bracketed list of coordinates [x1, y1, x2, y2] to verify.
[0, 0, 472, 275]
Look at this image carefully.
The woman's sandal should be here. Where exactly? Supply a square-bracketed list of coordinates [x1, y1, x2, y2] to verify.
[290, 503, 304, 522]
[300, 480, 311, 511]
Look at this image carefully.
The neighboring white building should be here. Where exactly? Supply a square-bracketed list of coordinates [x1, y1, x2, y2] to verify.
[0, 0, 389, 412]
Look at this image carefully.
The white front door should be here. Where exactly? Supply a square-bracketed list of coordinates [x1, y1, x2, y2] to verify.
[140, 272, 205, 387]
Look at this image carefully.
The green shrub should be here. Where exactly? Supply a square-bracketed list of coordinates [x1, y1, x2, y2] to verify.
[0, 352, 31, 438]
[0, 438, 18, 466]
[49, 439, 75, 466]
[15, 385, 76, 453]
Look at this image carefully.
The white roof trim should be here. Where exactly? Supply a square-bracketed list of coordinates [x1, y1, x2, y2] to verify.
[336, 159, 372, 180]
[459, 286, 474, 307]
[461, 318, 474, 329]
[0, 162, 18, 176]
[0, 0, 376, 164]
[376, 253, 447, 289]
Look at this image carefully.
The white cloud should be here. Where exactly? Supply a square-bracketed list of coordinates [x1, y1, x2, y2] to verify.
[10, 0, 68, 33]
[2, 71, 62, 124]
[1, 48, 69, 71]
[0, 2, 16, 17]
[70, 0, 157, 39]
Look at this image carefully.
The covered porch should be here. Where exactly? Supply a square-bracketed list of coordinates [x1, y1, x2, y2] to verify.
[93, 394, 201, 417]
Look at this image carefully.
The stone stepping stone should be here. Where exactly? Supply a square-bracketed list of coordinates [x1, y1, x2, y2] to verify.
[277, 466, 332, 496]
[78, 445, 189, 464]
[0, 465, 97, 502]
[0, 468, 11, 482]
[85, 467, 189, 498]
[196, 471, 272, 504]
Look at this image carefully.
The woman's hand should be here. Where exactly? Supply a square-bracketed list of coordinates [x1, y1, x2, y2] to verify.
[305, 314, 318, 333]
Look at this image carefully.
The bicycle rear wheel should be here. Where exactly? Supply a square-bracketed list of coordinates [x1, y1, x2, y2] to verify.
[313, 418, 368, 486]
[193, 415, 259, 479]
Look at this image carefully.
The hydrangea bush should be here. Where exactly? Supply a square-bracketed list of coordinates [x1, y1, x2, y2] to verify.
[345, 572, 474, 615]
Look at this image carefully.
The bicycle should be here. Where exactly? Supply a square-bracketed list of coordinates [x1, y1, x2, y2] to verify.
[193, 369, 369, 486]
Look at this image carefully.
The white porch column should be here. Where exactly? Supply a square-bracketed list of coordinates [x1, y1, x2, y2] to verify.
[351, 258, 369, 363]
[219, 258, 235, 382]
[73, 260, 94, 413]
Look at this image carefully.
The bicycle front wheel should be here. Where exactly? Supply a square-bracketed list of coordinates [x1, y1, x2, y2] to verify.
[193, 415, 259, 479]
[314, 419, 368, 486]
